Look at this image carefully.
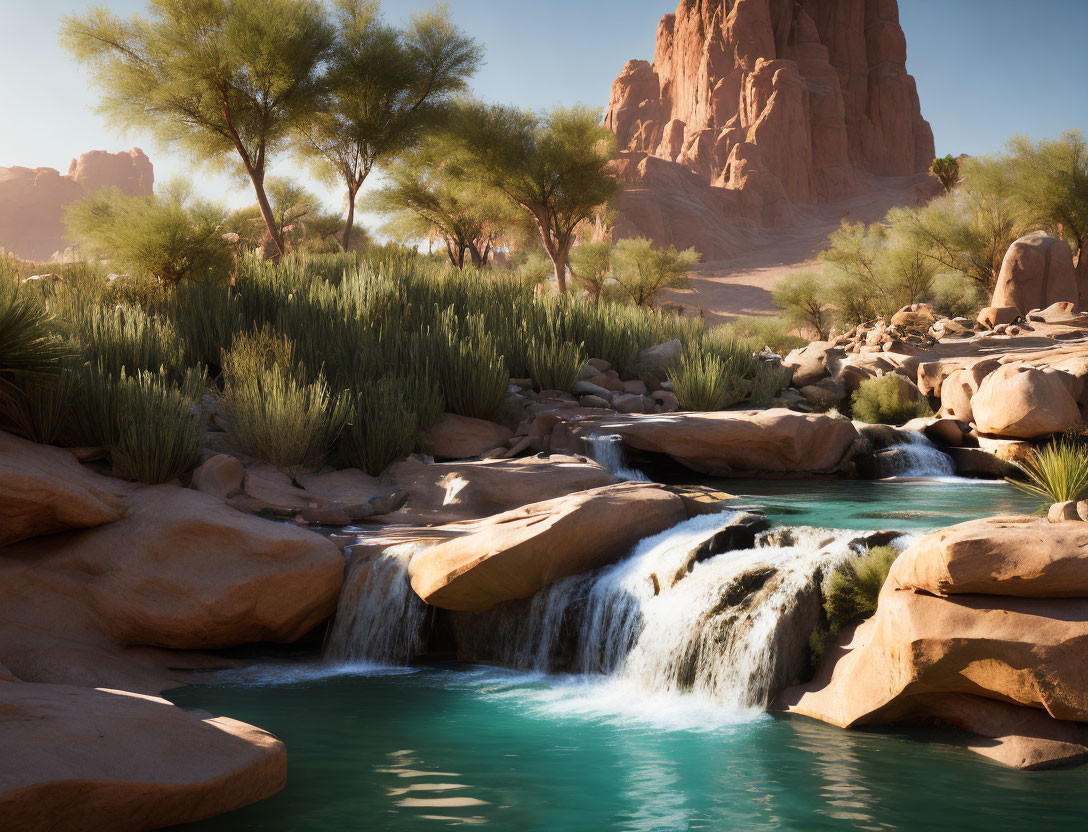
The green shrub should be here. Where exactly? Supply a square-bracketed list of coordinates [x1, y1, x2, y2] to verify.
[2, 356, 79, 444]
[1008, 441, 1088, 510]
[667, 346, 743, 412]
[430, 324, 508, 420]
[160, 281, 244, 369]
[610, 238, 699, 307]
[526, 337, 584, 392]
[749, 363, 795, 406]
[222, 325, 295, 383]
[0, 277, 67, 419]
[221, 364, 348, 472]
[823, 546, 900, 635]
[716, 317, 806, 357]
[772, 272, 833, 340]
[850, 375, 933, 425]
[110, 370, 204, 484]
[75, 305, 189, 384]
[340, 376, 443, 476]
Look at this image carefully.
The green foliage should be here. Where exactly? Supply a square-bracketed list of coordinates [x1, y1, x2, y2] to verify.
[65, 184, 231, 284]
[74, 305, 189, 385]
[429, 323, 508, 420]
[771, 272, 833, 340]
[110, 370, 205, 484]
[823, 546, 900, 634]
[716, 317, 806, 357]
[222, 325, 296, 384]
[221, 363, 349, 472]
[668, 344, 744, 412]
[930, 154, 960, 192]
[850, 376, 933, 425]
[749, 364, 795, 407]
[339, 376, 442, 476]
[1008, 441, 1088, 509]
[526, 337, 584, 392]
[0, 275, 67, 425]
[569, 242, 612, 298]
[610, 238, 699, 307]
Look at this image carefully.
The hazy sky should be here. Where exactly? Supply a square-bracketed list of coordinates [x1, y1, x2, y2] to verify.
[1, 0, 1085, 215]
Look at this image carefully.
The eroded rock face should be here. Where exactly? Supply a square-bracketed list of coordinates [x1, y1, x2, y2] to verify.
[780, 516, 1088, 769]
[0, 148, 153, 261]
[991, 231, 1080, 315]
[603, 0, 934, 256]
[428, 412, 514, 460]
[0, 681, 285, 831]
[408, 482, 686, 612]
[970, 364, 1082, 439]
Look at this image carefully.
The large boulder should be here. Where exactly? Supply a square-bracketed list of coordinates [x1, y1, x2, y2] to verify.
[780, 517, 1088, 768]
[991, 231, 1079, 315]
[784, 342, 842, 387]
[383, 455, 619, 524]
[428, 413, 513, 459]
[971, 364, 1082, 438]
[408, 482, 685, 612]
[570, 410, 859, 476]
[0, 680, 285, 831]
[0, 431, 126, 548]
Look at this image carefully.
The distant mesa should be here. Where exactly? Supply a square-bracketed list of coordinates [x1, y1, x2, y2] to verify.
[603, 0, 937, 259]
[0, 148, 154, 262]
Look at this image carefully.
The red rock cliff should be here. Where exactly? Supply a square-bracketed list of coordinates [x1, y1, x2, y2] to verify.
[0, 148, 154, 262]
[604, 0, 934, 257]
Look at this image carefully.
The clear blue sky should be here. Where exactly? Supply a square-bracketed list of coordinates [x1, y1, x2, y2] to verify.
[1, 0, 1085, 212]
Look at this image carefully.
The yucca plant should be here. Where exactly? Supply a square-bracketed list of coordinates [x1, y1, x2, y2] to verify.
[220, 364, 348, 472]
[526, 336, 584, 392]
[667, 346, 744, 412]
[110, 369, 205, 484]
[0, 278, 67, 416]
[1008, 441, 1088, 510]
[2, 354, 80, 444]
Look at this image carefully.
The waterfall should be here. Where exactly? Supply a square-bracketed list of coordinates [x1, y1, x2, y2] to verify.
[451, 516, 859, 709]
[325, 543, 430, 666]
[586, 434, 651, 482]
[883, 432, 956, 478]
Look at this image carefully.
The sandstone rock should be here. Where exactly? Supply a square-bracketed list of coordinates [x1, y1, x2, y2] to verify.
[784, 341, 841, 386]
[408, 483, 685, 612]
[971, 364, 1081, 438]
[586, 358, 613, 373]
[428, 413, 514, 460]
[890, 303, 937, 333]
[1029, 301, 1081, 324]
[383, 455, 619, 525]
[612, 393, 648, 414]
[944, 447, 1017, 479]
[581, 371, 626, 392]
[630, 340, 681, 389]
[976, 305, 1021, 329]
[651, 390, 679, 413]
[0, 149, 153, 261]
[0, 681, 285, 831]
[1048, 501, 1081, 524]
[991, 232, 1079, 315]
[798, 382, 843, 408]
[579, 394, 612, 410]
[602, 0, 933, 256]
[0, 431, 126, 548]
[923, 418, 969, 447]
[190, 454, 244, 501]
[567, 409, 859, 476]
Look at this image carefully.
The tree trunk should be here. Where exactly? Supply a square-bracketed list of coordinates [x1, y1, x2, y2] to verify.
[341, 185, 359, 251]
[1076, 234, 1088, 305]
[248, 171, 284, 262]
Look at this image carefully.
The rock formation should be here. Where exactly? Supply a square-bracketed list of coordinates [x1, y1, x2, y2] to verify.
[0, 148, 153, 261]
[990, 231, 1081, 315]
[603, 0, 935, 258]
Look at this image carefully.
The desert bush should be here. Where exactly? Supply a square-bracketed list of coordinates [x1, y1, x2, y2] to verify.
[65, 184, 232, 284]
[0, 277, 68, 429]
[823, 546, 900, 634]
[110, 370, 205, 484]
[749, 363, 795, 407]
[716, 317, 806, 357]
[221, 325, 295, 383]
[159, 281, 244, 369]
[610, 238, 699, 307]
[772, 272, 834, 340]
[339, 376, 443, 476]
[526, 336, 584, 392]
[221, 364, 349, 472]
[74, 305, 189, 384]
[569, 241, 612, 298]
[668, 345, 744, 412]
[430, 322, 508, 420]
[851, 376, 933, 425]
[1, 356, 79, 444]
[1008, 441, 1088, 510]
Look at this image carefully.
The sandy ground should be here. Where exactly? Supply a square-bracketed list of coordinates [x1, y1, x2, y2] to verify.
[658, 174, 937, 325]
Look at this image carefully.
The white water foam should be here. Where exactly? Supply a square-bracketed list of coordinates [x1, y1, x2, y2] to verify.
[587, 434, 651, 482]
[882, 432, 957, 479]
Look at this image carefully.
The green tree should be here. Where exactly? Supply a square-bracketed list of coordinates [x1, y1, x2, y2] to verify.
[569, 241, 612, 299]
[610, 238, 699, 307]
[266, 178, 319, 242]
[375, 138, 506, 268]
[930, 154, 960, 193]
[61, 0, 334, 260]
[452, 102, 620, 292]
[294, 0, 481, 251]
[65, 183, 231, 284]
[772, 272, 834, 340]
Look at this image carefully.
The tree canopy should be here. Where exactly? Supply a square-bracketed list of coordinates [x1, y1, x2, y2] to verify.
[60, 0, 334, 260]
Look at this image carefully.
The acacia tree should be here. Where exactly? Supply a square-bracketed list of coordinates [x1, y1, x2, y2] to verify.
[453, 102, 620, 292]
[772, 272, 834, 340]
[930, 155, 960, 193]
[60, 0, 333, 261]
[375, 139, 506, 269]
[610, 238, 699, 307]
[295, 0, 481, 251]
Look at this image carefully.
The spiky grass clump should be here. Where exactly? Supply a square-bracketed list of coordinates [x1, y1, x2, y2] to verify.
[749, 363, 795, 406]
[850, 375, 932, 425]
[0, 277, 67, 417]
[1008, 441, 1088, 510]
[339, 376, 443, 476]
[824, 546, 900, 634]
[430, 325, 508, 421]
[110, 370, 204, 484]
[667, 346, 743, 412]
[221, 364, 348, 472]
[75, 304, 189, 383]
[526, 337, 584, 392]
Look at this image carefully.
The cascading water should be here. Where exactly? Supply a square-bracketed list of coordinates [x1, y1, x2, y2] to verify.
[450, 515, 860, 709]
[882, 432, 956, 478]
[325, 542, 430, 666]
[586, 434, 651, 482]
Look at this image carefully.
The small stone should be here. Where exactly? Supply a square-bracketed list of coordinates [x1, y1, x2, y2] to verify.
[586, 358, 613, 373]
[1047, 501, 1081, 524]
[579, 394, 612, 409]
[623, 380, 648, 396]
[613, 393, 647, 414]
[573, 380, 613, 398]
